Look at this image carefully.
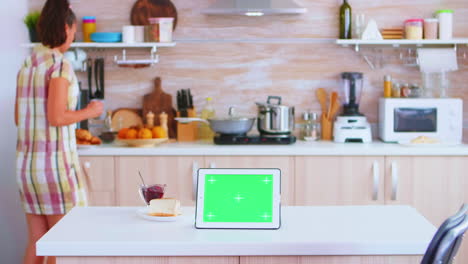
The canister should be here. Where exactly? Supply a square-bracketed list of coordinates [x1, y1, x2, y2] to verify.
[82, 16, 96, 43]
[424, 18, 438, 39]
[405, 19, 423, 40]
[436, 9, 454, 40]
[148, 17, 174, 43]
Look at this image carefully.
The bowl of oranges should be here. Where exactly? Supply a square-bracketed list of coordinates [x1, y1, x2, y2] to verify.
[116, 126, 168, 147]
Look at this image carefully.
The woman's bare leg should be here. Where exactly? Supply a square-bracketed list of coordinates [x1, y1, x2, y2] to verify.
[45, 215, 64, 264]
[23, 214, 48, 264]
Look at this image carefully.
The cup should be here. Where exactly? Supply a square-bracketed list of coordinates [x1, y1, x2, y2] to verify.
[122, 25, 135, 43]
[134, 26, 145, 43]
[138, 184, 166, 205]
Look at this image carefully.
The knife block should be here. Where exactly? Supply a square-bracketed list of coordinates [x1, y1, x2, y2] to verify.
[177, 109, 198, 142]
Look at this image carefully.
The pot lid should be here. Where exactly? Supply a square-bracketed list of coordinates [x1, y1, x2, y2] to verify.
[256, 96, 293, 108]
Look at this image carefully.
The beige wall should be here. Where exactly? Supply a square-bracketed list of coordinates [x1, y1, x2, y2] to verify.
[29, 0, 468, 129]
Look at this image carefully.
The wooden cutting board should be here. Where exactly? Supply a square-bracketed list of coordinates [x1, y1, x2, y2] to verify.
[130, 0, 178, 29]
[142, 77, 177, 138]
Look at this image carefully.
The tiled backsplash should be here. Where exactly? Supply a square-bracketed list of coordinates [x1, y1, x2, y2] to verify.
[29, 0, 468, 126]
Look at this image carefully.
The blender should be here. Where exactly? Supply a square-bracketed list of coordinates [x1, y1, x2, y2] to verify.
[333, 72, 372, 143]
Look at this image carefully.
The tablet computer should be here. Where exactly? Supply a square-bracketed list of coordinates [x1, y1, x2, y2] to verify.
[195, 168, 281, 229]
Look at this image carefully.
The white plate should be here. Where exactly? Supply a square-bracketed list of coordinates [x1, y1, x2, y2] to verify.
[77, 144, 98, 150]
[136, 207, 180, 222]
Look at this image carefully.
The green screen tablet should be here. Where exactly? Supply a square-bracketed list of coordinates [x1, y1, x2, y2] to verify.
[195, 168, 281, 229]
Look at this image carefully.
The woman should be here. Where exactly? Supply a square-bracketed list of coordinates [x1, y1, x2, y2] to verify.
[15, 0, 103, 263]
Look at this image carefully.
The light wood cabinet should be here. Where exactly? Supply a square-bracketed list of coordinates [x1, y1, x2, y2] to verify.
[295, 156, 385, 206]
[115, 156, 205, 206]
[204, 156, 296, 205]
[79, 157, 116, 206]
[385, 156, 468, 264]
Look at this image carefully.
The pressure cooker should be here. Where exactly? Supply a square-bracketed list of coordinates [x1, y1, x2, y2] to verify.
[256, 96, 295, 136]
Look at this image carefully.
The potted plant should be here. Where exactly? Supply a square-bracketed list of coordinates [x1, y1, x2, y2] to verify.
[24, 11, 41, 42]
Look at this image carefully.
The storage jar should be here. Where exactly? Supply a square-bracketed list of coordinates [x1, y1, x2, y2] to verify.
[148, 17, 174, 43]
[436, 10, 454, 40]
[405, 19, 423, 40]
[424, 18, 438, 39]
[82, 16, 96, 43]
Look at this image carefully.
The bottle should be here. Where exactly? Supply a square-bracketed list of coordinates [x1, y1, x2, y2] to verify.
[82, 16, 96, 43]
[340, 0, 352, 39]
[199, 97, 216, 141]
[392, 83, 401, 98]
[104, 110, 113, 132]
[384, 75, 392, 98]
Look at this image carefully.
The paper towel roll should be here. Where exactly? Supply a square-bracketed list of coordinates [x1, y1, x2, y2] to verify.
[417, 48, 458, 73]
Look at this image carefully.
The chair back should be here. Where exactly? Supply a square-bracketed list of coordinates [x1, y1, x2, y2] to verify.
[421, 204, 468, 264]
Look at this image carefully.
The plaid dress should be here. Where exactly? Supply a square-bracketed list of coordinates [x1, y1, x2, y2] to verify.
[16, 44, 87, 215]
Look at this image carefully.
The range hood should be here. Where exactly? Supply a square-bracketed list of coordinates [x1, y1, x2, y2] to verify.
[203, 0, 307, 16]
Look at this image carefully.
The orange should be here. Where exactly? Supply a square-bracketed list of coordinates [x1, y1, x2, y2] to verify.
[126, 128, 138, 139]
[138, 128, 153, 139]
[118, 128, 129, 139]
[152, 126, 167, 139]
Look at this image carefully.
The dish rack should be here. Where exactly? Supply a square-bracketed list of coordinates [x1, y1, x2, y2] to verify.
[114, 47, 159, 67]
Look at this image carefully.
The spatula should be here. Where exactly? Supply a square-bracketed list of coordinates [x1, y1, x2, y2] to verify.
[327, 92, 338, 120]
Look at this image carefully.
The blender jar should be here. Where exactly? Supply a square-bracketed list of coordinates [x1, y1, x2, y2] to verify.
[341, 72, 364, 116]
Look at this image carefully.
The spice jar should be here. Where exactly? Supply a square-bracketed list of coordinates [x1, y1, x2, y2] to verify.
[409, 84, 422, 98]
[405, 19, 424, 40]
[82, 16, 96, 42]
[392, 83, 401, 98]
[148, 17, 174, 43]
[400, 83, 411, 98]
[424, 18, 438, 39]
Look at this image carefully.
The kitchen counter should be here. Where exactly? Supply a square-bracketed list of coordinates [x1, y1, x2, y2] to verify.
[37, 206, 436, 257]
[78, 141, 468, 156]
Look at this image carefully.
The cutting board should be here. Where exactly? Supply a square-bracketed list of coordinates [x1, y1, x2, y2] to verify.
[130, 0, 178, 29]
[142, 77, 177, 138]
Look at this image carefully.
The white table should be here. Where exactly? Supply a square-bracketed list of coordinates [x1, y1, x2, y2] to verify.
[38, 206, 436, 264]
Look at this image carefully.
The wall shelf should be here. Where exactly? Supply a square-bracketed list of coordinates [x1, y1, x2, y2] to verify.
[336, 39, 468, 51]
[21, 42, 176, 48]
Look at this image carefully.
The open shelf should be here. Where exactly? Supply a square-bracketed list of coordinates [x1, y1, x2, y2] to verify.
[336, 39, 468, 48]
[21, 42, 176, 48]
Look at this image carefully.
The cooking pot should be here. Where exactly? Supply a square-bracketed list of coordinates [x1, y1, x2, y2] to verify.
[256, 96, 295, 135]
[175, 107, 255, 135]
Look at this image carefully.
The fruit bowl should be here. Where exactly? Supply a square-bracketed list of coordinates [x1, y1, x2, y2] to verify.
[116, 138, 168, 148]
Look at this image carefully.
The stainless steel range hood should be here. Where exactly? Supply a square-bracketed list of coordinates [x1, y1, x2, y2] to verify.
[203, 0, 307, 16]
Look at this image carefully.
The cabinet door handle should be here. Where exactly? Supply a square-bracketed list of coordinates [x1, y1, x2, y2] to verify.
[210, 162, 216, 168]
[192, 161, 199, 200]
[391, 162, 399, 201]
[372, 161, 380, 201]
[81, 162, 93, 192]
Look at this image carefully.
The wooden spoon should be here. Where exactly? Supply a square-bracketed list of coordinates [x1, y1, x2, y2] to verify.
[316, 88, 328, 116]
[329, 93, 341, 120]
[327, 92, 338, 120]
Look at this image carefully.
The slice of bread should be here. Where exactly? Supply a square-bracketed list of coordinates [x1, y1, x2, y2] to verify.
[149, 198, 181, 217]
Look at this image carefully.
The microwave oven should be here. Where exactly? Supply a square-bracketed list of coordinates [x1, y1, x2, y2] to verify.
[379, 98, 463, 143]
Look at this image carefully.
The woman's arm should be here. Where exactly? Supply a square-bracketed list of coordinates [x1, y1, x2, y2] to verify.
[47, 77, 103, 127]
[15, 101, 18, 126]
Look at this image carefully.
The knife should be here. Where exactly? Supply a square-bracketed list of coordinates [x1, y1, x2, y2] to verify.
[188, 89, 193, 109]
[180, 89, 188, 117]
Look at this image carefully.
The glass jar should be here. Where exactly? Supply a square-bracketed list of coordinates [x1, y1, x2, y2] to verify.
[301, 112, 320, 141]
[82, 16, 96, 43]
[405, 19, 424, 40]
[148, 17, 174, 43]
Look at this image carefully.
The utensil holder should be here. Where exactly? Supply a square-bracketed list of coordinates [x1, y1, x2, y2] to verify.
[321, 115, 333, 141]
[176, 109, 197, 142]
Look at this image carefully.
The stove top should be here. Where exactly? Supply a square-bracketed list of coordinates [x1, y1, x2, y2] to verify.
[214, 134, 296, 145]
